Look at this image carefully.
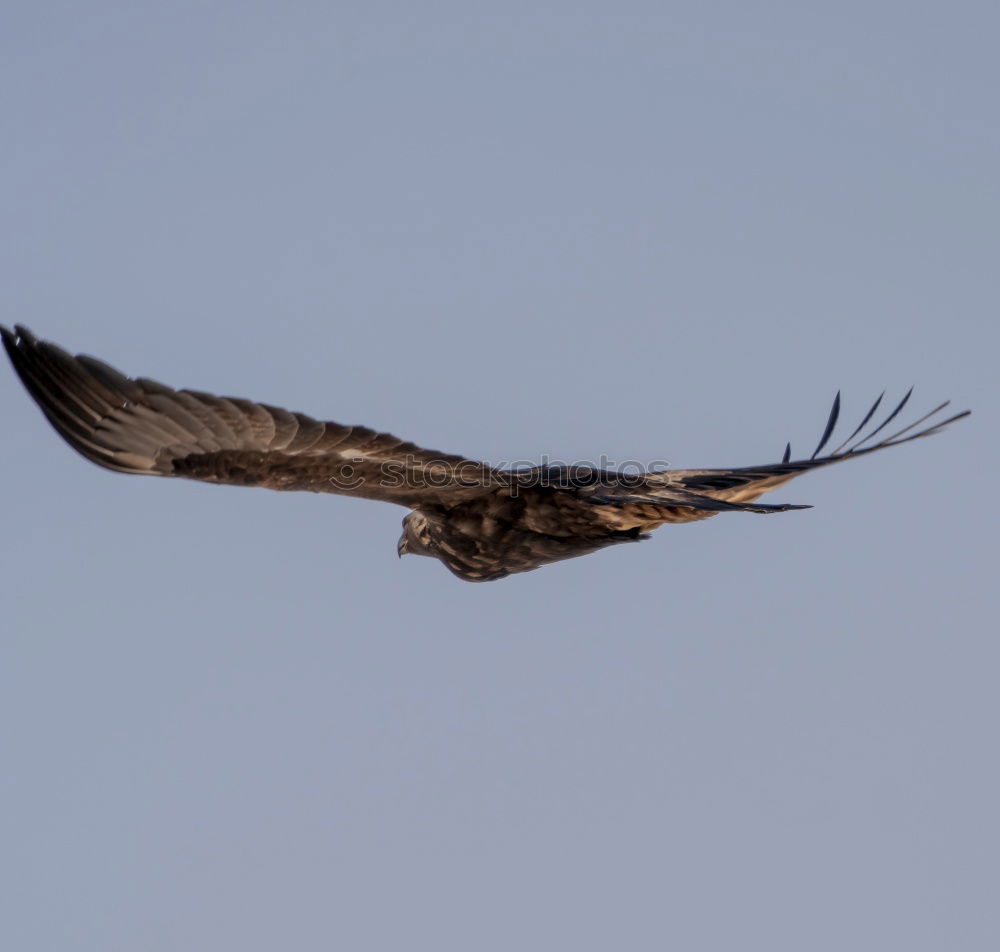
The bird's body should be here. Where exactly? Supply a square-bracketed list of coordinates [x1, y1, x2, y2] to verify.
[2, 326, 970, 581]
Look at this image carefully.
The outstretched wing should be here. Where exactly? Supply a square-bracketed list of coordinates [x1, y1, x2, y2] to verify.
[2, 325, 493, 507]
[659, 389, 970, 519]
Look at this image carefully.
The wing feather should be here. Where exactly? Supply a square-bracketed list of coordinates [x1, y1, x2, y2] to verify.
[665, 390, 970, 509]
[2, 325, 493, 506]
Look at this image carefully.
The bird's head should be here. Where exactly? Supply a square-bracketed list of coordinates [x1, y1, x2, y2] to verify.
[398, 510, 435, 560]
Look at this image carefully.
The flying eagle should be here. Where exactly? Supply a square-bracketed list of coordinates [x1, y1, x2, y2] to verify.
[2, 325, 970, 582]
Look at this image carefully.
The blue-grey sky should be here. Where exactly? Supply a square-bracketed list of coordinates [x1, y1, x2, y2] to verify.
[2, 3, 996, 950]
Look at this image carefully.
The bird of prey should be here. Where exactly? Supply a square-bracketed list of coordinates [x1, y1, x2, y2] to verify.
[3, 325, 970, 582]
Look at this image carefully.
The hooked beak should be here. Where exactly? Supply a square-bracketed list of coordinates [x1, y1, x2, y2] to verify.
[397, 537, 407, 559]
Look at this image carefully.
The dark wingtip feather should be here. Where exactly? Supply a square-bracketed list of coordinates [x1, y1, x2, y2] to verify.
[849, 386, 913, 452]
[811, 391, 841, 459]
[13, 324, 39, 345]
[782, 442, 791, 464]
[3, 325, 40, 362]
[0, 328, 16, 362]
[829, 391, 885, 456]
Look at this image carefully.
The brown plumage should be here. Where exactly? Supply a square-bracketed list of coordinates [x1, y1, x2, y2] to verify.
[2, 325, 970, 582]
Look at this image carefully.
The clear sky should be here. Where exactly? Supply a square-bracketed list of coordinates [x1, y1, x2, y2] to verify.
[1, 2, 997, 950]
